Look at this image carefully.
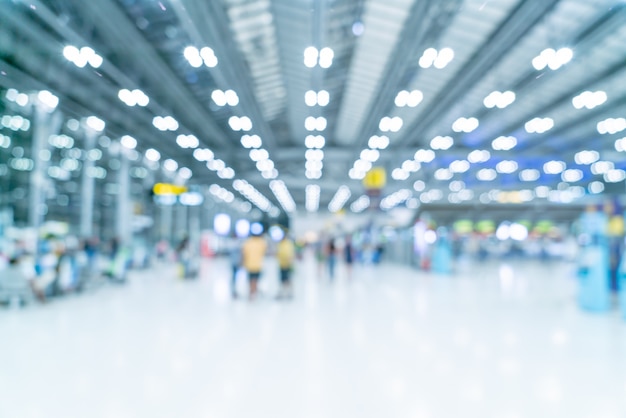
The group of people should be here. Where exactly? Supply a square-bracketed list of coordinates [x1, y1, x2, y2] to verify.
[0, 236, 102, 304]
[226, 232, 382, 301]
[228, 230, 296, 300]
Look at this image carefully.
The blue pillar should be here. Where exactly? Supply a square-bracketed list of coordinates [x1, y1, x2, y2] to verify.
[618, 255, 626, 319]
[577, 211, 611, 312]
[432, 227, 452, 275]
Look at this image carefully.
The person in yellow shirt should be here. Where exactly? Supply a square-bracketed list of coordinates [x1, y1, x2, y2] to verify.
[276, 233, 295, 299]
[241, 231, 267, 300]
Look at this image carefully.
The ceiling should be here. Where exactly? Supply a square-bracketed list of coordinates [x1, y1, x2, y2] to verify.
[1, 0, 626, 218]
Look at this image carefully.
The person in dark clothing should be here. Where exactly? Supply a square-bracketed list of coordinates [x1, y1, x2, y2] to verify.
[327, 238, 337, 280]
[344, 235, 355, 279]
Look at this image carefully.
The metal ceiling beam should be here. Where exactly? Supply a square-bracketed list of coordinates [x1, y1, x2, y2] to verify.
[394, 0, 562, 149]
[169, 0, 279, 151]
[352, 0, 460, 146]
[463, 5, 626, 153]
[522, 97, 626, 154]
[64, 0, 233, 151]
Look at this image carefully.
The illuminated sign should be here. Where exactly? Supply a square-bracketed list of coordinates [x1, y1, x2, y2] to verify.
[363, 167, 386, 189]
[179, 192, 204, 206]
[153, 183, 188, 196]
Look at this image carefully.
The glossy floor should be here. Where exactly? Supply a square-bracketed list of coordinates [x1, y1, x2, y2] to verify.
[1, 254, 625, 418]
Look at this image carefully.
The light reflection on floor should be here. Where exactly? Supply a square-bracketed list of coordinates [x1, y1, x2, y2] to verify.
[1, 253, 625, 418]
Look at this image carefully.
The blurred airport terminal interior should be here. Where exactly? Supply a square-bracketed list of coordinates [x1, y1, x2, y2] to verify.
[1, 0, 626, 417]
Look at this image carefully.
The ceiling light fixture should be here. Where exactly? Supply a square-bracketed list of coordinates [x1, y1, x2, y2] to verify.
[176, 134, 199, 149]
[525, 117, 554, 134]
[212, 89, 239, 107]
[597, 117, 626, 135]
[304, 47, 334, 68]
[305, 135, 325, 149]
[328, 186, 351, 213]
[145, 148, 161, 162]
[468, 149, 491, 163]
[153, 116, 178, 131]
[452, 117, 479, 133]
[430, 135, 453, 150]
[414, 149, 435, 163]
[118, 89, 149, 107]
[241, 134, 262, 149]
[380, 189, 412, 210]
[229, 116, 253, 132]
[37, 90, 59, 111]
[233, 179, 274, 212]
[419, 47, 454, 69]
[379, 116, 403, 133]
[491, 135, 517, 151]
[395, 90, 423, 107]
[63, 45, 103, 68]
[483, 91, 515, 109]
[350, 195, 370, 213]
[184, 46, 218, 68]
[368, 135, 390, 149]
[520, 169, 540, 182]
[543, 160, 566, 175]
[572, 91, 607, 110]
[477, 168, 497, 181]
[306, 184, 321, 212]
[270, 180, 296, 213]
[574, 150, 600, 165]
[532, 47, 573, 71]
[305, 90, 330, 107]
[120, 135, 137, 149]
[193, 148, 214, 162]
[496, 160, 518, 174]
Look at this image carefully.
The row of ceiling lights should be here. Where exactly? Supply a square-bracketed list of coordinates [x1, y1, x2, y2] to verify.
[233, 179, 277, 215]
[184, 46, 218, 68]
[182, 47, 281, 192]
[270, 180, 296, 213]
[304, 47, 334, 69]
[328, 185, 351, 213]
[302, 47, 334, 183]
[373, 45, 595, 190]
[11, 44, 278, 217]
[51, 39, 614, 214]
[350, 195, 370, 213]
[390, 141, 620, 186]
[305, 184, 320, 213]
[305, 90, 330, 107]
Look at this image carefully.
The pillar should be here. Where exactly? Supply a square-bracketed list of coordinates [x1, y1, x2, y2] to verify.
[116, 149, 132, 245]
[29, 105, 61, 236]
[80, 129, 98, 238]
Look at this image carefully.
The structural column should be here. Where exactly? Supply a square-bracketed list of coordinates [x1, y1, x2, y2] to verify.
[174, 201, 188, 244]
[80, 129, 98, 238]
[29, 104, 61, 234]
[159, 203, 173, 244]
[188, 204, 200, 255]
[116, 149, 132, 245]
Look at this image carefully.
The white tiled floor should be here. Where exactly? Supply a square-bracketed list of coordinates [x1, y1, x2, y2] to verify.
[1, 253, 626, 418]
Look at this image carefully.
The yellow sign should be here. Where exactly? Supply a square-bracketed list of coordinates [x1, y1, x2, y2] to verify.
[363, 167, 386, 189]
[153, 183, 188, 196]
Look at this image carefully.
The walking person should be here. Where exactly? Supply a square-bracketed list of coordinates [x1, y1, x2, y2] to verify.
[344, 235, 355, 280]
[276, 232, 295, 299]
[242, 229, 267, 300]
[326, 238, 337, 280]
[228, 233, 242, 298]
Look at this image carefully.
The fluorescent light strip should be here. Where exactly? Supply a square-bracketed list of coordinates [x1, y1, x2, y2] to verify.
[270, 180, 296, 213]
[380, 189, 412, 210]
[350, 195, 370, 213]
[233, 179, 274, 213]
[328, 186, 351, 213]
[306, 185, 320, 212]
